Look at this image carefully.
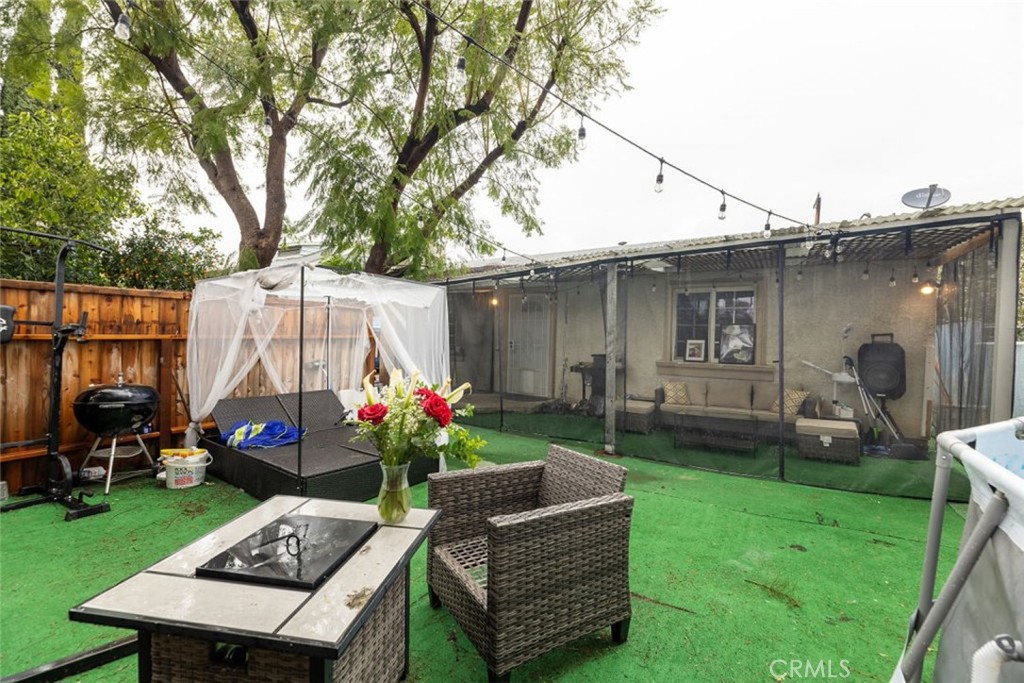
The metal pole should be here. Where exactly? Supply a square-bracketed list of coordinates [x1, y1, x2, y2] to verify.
[298, 265, 305, 496]
[900, 491, 1009, 682]
[604, 264, 618, 454]
[776, 244, 786, 479]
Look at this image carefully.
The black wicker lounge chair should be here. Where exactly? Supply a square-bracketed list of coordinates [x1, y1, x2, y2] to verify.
[201, 390, 438, 501]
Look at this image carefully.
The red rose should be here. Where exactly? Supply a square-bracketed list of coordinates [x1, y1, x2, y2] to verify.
[419, 392, 452, 427]
[358, 403, 389, 425]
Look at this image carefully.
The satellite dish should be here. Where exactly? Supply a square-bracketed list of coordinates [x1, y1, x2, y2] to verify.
[901, 185, 951, 209]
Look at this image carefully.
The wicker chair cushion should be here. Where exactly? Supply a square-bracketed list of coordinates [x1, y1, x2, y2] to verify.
[771, 389, 809, 415]
[662, 381, 691, 406]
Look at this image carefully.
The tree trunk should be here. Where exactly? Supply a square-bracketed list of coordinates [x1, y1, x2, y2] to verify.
[365, 242, 388, 274]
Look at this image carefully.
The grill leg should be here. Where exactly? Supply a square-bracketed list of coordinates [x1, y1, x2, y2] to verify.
[135, 433, 155, 467]
[104, 435, 118, 495]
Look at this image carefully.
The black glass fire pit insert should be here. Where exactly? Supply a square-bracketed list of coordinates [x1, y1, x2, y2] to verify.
[196, 514, 378, 590]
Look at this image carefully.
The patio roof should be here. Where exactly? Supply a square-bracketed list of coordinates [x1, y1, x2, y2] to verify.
[443, 196, 1024, 284]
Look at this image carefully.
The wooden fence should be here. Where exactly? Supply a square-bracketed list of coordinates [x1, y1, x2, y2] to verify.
[0, 279, 378, 494]
[0, 280, 191, 493]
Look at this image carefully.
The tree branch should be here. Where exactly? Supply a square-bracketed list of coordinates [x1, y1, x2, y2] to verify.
[306, 96, 353, 110]
[424, 36, 566, 242]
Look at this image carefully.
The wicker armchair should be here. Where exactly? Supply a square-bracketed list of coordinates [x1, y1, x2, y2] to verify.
[427, 444, 634, 682]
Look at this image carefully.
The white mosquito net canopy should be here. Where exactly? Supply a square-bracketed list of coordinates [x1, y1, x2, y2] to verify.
[184, 259, 450, 446]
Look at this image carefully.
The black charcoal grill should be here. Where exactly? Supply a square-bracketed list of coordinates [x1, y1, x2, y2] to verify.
[73, 376, 159, 494]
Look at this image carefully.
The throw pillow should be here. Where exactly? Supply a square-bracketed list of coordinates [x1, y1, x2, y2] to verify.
[770, 389, 809, 415]
[663, 381, 690, 406]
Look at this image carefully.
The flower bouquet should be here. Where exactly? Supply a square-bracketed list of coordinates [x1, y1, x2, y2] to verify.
[351, 369, 484, 522]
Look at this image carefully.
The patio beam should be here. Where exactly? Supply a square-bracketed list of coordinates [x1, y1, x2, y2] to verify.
[604, 264, 618, 454]
[990, 216, 1021, 421]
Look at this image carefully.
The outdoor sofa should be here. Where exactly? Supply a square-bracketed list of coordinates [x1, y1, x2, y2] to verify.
[655, 379, 820, 449]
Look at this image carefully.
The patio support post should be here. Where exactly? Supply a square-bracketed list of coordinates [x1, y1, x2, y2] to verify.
[298, 265, 305, 496]
[989, 217, 1020, 420]
[776, 244, 786, 479]
[604, 264, 618, 454]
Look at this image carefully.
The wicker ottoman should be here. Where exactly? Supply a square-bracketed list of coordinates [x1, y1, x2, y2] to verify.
[795, 418, 861, 464]
[616, 399, 656, 433]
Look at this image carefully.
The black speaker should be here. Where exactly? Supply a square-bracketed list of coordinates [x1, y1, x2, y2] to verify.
[857, 334, 906, 399]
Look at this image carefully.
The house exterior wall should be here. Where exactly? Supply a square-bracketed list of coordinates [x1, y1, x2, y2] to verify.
[551, 259, 938, 438]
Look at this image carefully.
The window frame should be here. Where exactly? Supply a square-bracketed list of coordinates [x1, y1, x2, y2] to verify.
[670, 285, 760, 365]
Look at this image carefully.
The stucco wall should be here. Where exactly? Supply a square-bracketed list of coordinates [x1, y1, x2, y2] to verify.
[549, 259, 938, 437]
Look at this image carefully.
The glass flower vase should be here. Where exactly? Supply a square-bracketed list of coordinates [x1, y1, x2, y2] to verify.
[377, 462, 412, 524]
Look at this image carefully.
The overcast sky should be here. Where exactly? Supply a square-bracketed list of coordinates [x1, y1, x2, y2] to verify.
[199, 0, 1023, 259]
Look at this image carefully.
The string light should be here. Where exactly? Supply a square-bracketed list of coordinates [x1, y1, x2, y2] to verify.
[654, 158, 664, 193]
[762, 211, 772, 239]
[114, 12, 131, 40]
[889, 269, 896, 287]
[262, 115, 273, 138]
[417, 213, 426, 229]
[718, 191, 727, 220]
[577, 113, 587, 151]
[911, 267, 919, 284]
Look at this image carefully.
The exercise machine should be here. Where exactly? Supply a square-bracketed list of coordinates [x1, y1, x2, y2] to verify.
[0, 227, 112, 521]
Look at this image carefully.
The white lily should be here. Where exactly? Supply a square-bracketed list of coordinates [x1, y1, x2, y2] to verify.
[362, 372, 376, 404]
[445, 381, 472, 405]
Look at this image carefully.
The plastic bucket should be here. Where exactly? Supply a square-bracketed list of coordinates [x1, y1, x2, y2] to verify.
[160, 448, 212, 489]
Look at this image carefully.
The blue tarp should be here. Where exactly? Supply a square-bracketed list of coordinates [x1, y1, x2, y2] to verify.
[223, 420, 305, 449]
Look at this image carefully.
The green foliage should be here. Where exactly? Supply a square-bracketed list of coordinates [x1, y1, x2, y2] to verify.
[102, 217, 222, 291]
[79, 0, 661, 275]
[296, 0, 662, 276]
[0, 109, 141, 282]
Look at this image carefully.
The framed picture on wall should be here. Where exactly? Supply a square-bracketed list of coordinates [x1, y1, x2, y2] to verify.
[719, 324, 755, 364]
[685, 339, 706, 362]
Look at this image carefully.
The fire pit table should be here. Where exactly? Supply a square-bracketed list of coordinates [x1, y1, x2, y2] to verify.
[70, 496, 438, 682]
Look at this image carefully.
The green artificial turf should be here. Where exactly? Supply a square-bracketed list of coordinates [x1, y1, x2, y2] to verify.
[0, 426, 963, 682]
[466, 412, 972, 502]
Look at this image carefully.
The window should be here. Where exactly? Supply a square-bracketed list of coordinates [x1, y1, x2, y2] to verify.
[674, 288, 757, 364]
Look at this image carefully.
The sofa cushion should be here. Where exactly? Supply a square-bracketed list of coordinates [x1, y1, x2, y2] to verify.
[703, 406, 754, 420]
[707, 380, 752, 410]
[663, 381, 691, 406]
[659, 403, 705, 416]
[753, 410, 801, 424]
[771, 388, 809, 415]
[752, 383, 780, 411]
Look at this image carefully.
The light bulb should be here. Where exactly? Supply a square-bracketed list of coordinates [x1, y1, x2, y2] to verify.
[823, 246, 833, 259]
[803, 235, 814, 249]
[718, 192, 727, 220]
[454, 55, 467, 86]
[114, 13, 131, 41]
[911, 269, 919, 284]
[762, 224, 772, 238]
[262, 115, 273, 138]
[490, 296, 498, 306]
[577, 125, 587, 150]
[920, 281, 936, 295]
[417, 214, 425, 229]
[889, 272, 897, 287]
[796, 269, 803, 281]
[835, 241, 846, 254]
[861, 267, 870, 280]
[654, 172, 664, 193]
[651, 282, 657, 292]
